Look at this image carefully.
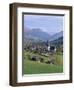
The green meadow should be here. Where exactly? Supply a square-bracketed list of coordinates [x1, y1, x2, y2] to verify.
[23, 51, 63, 74]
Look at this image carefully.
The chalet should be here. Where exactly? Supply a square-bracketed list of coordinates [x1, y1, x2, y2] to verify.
[46, 41, 56, 53]
[48, 45, 56, 53]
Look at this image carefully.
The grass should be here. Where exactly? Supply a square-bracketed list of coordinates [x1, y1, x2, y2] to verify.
[23, 51, 63, 74]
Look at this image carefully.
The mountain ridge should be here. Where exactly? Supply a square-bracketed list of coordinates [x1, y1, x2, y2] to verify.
[24, 28, 63, 42]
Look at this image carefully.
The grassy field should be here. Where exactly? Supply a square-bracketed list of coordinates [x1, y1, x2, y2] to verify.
[23, 51, 63, 74]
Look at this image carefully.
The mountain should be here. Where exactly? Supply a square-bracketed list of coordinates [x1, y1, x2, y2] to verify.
[24, 28, 50, 41]
[50, 37, 63, 46]
[24, 28, 63, 43]
[49, 31, 63, 47]
[49, 31, 63, 41]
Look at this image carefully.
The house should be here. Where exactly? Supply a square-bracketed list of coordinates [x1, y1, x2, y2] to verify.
[47, 43, 56, 53]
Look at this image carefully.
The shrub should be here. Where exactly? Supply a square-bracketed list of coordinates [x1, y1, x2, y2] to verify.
[40, 57, 44, 63]
[27, 54, 31, 60]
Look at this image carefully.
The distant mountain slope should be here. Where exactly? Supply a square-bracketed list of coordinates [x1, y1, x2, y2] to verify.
[50, 37, 63, 47]
[24, 28, 50, 41]
[24, 28, 63, 43]
[49, 31, 63, 41]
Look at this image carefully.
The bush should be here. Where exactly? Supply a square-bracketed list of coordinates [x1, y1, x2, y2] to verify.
[27, 54, 31, 60]
[55, 54, 63, 65]
[40, 57, 44, 63]
[33, 50, 38, 53]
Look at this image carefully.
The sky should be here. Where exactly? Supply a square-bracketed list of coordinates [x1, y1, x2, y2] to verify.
[24, 14, 64, 35]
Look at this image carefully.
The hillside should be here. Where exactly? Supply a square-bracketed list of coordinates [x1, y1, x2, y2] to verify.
[24, 28, 63, 49]
[49, 31, 63, 41]
[50, 37, 63, 46]
[24, 28, 50, 41]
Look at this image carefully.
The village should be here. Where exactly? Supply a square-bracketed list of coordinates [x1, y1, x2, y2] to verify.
[24, 41, 58, 64]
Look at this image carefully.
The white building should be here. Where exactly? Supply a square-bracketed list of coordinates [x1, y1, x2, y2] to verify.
[47, 44, 56, 52]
